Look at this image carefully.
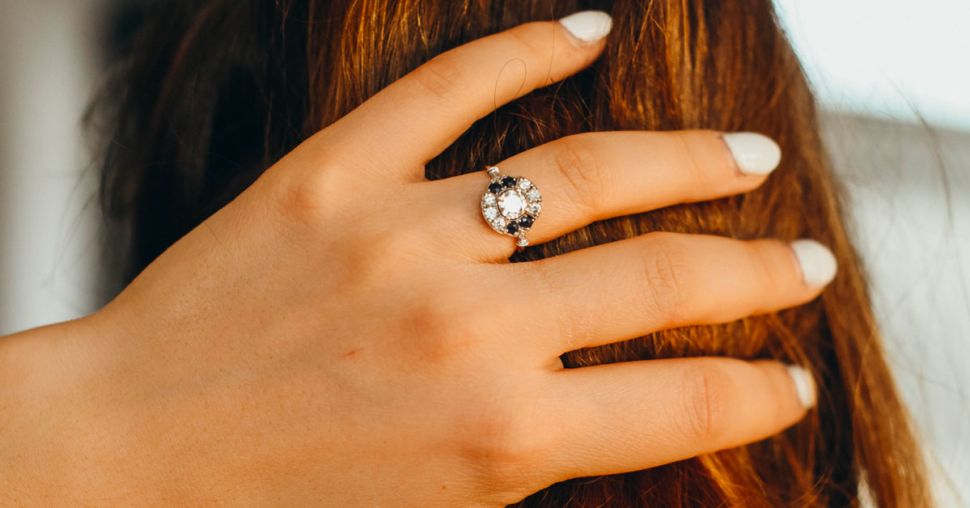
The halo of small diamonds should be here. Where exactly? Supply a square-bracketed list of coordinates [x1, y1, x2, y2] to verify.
[481, 166, 542, 248]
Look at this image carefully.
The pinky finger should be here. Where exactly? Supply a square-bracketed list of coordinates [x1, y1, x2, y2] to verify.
[540, 358, 816, 482]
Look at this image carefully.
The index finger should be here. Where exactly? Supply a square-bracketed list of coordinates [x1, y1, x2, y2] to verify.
[321, 11, 613, 180]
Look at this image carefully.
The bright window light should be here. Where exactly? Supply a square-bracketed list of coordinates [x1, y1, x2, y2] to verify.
[775, 0, 970, 130]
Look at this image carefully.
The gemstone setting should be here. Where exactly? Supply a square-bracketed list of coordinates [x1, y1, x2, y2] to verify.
[497, 189, 527, 219]
[481, 166, 542, 248]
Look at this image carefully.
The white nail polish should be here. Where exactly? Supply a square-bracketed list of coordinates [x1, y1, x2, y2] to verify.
[559, 11, 613, 44]
[785, 365, 817, 409]
[790, 239, 838, 287]
[722, 132, 782, 175]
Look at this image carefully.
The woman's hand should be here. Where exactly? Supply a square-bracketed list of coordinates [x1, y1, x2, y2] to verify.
[0, 11, 833, 506]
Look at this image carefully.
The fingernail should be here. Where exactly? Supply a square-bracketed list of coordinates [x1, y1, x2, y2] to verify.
[559, 11, 613, 45]
[785, 364, 817, 409]
[790, 239, 838, 287]
[722, 132, 782, 175]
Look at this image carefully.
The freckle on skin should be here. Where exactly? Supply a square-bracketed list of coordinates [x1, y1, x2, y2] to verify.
[344, 348, 361, 358]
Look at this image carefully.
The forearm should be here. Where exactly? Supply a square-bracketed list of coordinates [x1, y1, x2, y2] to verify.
[0, 318, 112, 503]
[0, 317, 264, 505]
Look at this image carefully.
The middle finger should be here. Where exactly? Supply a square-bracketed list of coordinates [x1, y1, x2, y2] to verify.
[502, 232, 837, 358]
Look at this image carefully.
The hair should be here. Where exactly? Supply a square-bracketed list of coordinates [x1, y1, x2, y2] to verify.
[90, 0, 933, 505]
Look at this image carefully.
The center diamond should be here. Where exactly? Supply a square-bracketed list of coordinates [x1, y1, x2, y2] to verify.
[497, 189, 527, 219]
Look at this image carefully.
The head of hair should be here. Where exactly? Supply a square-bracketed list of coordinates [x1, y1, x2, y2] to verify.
[89, 0, 932, 505]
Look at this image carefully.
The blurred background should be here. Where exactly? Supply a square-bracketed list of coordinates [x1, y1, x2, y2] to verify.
[1, 0, 968, 504]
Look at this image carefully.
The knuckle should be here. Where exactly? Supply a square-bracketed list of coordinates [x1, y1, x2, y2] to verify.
[272, 166, 349, 225]
[679, 362, 733, 443]
[365, 225, 427, 259]
[458, 399, 549, 496]
[410, 53, 467, 105]
[638, 235, 693, 324]
[549, 136, 609, 216]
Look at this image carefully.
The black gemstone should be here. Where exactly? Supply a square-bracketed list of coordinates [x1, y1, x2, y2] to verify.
[501, 176, 516, 187]
[518, 216, 534, 228]
[488, 182, 503, 193]
[506, 223, 519, 234]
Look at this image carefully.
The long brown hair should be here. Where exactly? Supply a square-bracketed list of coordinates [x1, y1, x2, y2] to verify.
[91, 0, 932, 505]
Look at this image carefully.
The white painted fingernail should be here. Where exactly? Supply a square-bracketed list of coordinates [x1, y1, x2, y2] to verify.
[790, 239, 838, 287]
[785, 364, 817, 409]
[722, 132, 782, 175]
[559, 11, 613, 44]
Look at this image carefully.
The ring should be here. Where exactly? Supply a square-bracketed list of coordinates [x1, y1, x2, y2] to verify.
[480, 166, 542, 249]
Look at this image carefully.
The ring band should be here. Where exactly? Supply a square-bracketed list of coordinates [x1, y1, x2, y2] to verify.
[480, 166, 542, 249]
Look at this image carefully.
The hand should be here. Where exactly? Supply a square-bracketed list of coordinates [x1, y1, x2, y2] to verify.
[0, 11, 833, 506]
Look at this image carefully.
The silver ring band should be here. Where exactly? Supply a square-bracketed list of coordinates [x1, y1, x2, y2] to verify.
[480, 166, 542, 249]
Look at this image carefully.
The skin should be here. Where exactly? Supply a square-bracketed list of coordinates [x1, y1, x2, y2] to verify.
[0, 19, 829, 506]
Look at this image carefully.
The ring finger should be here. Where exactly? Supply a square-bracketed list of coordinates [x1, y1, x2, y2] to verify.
[418, 129, 781, 260]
